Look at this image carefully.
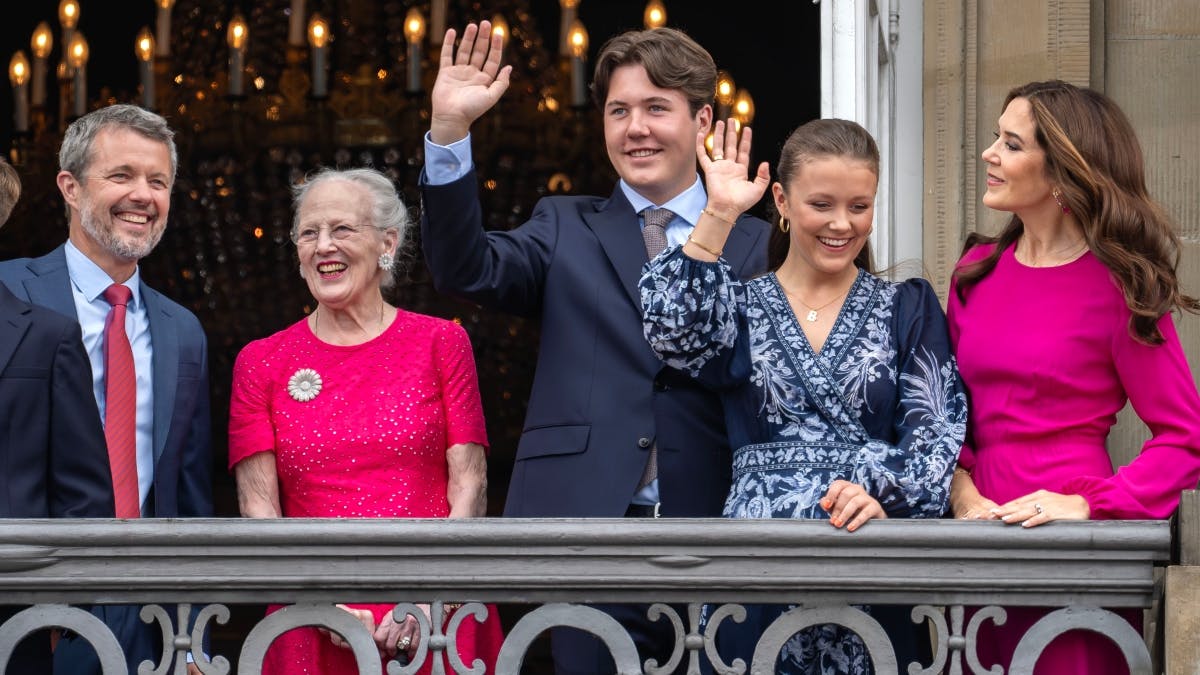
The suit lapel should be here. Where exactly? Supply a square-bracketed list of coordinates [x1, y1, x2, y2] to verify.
[141, 283, 177, 463]
[0, 287, 32, 376]
[24, 246, 80, 319]
[585, 185, 646, 309]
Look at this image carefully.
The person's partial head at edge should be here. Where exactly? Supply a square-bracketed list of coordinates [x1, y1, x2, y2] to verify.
[0, 158, 20, 226]
[591, 28, 715, 206]
[768, 118, 879, 274]
[55, 104, 177, 277]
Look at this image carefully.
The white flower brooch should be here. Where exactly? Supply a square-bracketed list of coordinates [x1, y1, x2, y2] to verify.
[287, 368, 323, 402]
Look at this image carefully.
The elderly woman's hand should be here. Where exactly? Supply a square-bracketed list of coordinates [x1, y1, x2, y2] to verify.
[324, 604, 376, 650]
[821, 480, 887, 532]
[992, 489, 1090, 528]
[373, 603, 430, 662]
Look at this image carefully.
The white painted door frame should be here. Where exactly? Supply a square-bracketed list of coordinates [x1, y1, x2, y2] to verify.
[819, 0, 923, 276]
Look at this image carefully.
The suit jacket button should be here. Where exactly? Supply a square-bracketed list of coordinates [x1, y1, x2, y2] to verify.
[637, 437, 651, 448]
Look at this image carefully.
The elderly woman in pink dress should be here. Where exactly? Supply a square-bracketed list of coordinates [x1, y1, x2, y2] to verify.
[228, 167, 502, 674]
[947, 80, 1200, 674]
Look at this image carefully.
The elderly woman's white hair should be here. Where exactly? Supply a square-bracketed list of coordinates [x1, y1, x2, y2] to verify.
[291, 167, 412, 289]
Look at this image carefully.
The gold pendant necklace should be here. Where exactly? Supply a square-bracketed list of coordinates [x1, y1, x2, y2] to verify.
[784, 285, 850, 322]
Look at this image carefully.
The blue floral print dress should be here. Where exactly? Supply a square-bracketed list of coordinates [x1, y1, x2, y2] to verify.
[640, 247, 967, 674]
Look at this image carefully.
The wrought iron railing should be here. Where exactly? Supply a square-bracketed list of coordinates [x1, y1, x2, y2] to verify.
[0, 518, 1171, 674]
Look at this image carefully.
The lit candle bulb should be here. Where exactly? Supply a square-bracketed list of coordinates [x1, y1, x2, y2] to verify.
[10, 51, 30, 133]
[67, 32, 88, 118]
[643, 0, 667, 29]
[227, 13, 248, 97]
[559, 0, 579, 57]
[135, 28, 155, 110]
[289, 0, 305, 48]
[30, 23, 52, 108]
[715, 70, 735, 120]
[155, 0, 174, 57]
[568, 19, 588, 108]
[430, 0, 447, 46]
[308, 13, 329, 98]
[491, 14, 509, 61]
[732, 88, 755, 126]
[59, 0, 79, 76]
[404, 8, 426, 94]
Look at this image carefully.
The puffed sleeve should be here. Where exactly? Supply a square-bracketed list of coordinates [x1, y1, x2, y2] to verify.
[227, 338, 278, 469]
[433, 320, 489, 450]
[1062, 313, 1200, 519]
[851, 279, 968, 518]
[639, 245, 747, 379]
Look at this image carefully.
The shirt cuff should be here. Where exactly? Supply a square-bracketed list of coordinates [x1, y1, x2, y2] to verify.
[423, 131, 474, 185]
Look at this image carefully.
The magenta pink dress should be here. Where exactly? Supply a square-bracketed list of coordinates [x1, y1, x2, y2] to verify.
[948, 243, 1200, 674]
[228, 310, 503, 675]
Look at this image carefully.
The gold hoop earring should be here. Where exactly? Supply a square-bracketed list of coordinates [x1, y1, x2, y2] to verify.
[778, 215, 790, 233]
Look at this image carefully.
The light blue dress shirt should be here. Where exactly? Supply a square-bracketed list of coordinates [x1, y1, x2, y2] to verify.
[65, 240, 155, 509]
[425, 132, 714, 507]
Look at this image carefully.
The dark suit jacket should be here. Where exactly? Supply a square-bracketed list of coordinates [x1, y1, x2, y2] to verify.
[421, 171, 770, 517]
[0, 244, 213, 674]
[0, 284, 114, 672]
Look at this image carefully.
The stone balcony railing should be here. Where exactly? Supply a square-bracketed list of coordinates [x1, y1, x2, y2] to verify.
[0, 517, 1182, 674]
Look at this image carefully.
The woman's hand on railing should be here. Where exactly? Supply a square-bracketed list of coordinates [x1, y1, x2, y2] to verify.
[821, 480, 887, 532]
[951, 469, 1000, 520]
[993, 489, 1091, 528]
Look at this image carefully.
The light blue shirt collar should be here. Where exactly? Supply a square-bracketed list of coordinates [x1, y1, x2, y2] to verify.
[618, 175, 707, 226]
[64, 239, 143, 308]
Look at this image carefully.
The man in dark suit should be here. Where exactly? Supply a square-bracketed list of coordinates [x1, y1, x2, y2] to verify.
[0, 105, 212, 675]
[0, 155, 114, 674]
[420, 24, 770, 672]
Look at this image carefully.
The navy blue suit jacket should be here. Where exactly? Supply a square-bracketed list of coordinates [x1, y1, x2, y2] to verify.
[421, 171, 770, 517]
[0, 245, 212, 674]
[0, 284, 113, 673]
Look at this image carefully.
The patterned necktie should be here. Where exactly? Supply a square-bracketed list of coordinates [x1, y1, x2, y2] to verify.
[641, 208, 673, 260]
[102, 283, 140, 518]
[639, 208, 674, 490]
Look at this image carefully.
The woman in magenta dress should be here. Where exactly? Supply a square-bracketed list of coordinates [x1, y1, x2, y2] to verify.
[228, 167, 502, 674]
[947, 80, 1200, 674]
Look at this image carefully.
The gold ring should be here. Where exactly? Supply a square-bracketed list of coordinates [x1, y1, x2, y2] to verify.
[712, 153, 724, 160]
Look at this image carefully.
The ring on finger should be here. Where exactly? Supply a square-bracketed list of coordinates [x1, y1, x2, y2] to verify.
[397, 635, 412, 650]
[712, 152, 724, 160]
[1034, 502, 1044, 515]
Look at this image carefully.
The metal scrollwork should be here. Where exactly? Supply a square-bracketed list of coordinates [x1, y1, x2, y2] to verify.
[704, 603, 748, 675]
[965, 605, 1006, 675]
[237, 603, 382, 675]
[191, 603, 233, 675]
[907, 605, 949, 675]
[441, 602, 489, 675]
[0, 604, 127, 675]
[494, 603, 642, 675]
[1009, 606, 1152, 675]
[750, 605, 898, 675]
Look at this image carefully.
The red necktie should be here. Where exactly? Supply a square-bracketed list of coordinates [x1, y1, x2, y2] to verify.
[102, 284, 140, 518]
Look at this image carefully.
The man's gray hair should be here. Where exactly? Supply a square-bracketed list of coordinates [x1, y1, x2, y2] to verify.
[59, 104, 178, 183]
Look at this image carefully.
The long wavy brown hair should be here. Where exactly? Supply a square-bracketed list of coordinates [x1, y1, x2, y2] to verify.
[954, 80, 1198, 344]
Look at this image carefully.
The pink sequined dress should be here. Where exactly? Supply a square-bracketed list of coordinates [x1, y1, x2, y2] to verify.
[229, 309, 503, 674]
[948, 243, 1200, 675]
